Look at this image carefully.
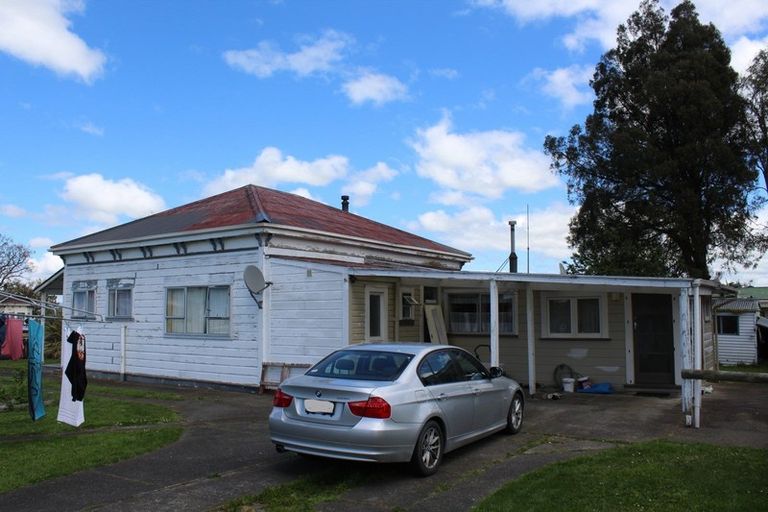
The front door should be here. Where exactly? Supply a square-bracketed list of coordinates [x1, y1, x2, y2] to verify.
[632, 294, 674, 386]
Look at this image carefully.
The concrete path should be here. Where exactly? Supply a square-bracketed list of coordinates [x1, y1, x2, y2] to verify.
[2, 381, 766, 512]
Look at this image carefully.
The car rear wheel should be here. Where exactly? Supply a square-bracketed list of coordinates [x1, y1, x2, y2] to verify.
[411, 420, 444, 476]
[505, 393, 524, 434]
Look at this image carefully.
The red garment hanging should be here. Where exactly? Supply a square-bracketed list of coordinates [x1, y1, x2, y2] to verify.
[0, 318, 24, 360]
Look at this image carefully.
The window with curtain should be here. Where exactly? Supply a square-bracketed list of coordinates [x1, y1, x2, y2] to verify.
[447, 292, 515, 334]
[72, 280, 96, 318]
[165, 286, 230, 335]
[107, 278, 134, 319]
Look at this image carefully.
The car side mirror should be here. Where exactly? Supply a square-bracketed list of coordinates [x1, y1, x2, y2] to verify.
[489, 367, 505, 378]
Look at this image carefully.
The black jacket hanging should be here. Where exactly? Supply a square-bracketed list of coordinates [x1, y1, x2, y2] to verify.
[64, 330, 87, 401]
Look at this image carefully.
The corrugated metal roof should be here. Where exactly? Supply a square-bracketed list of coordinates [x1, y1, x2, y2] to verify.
[713, 298, 760, 312]
[51, 185, 470, 258]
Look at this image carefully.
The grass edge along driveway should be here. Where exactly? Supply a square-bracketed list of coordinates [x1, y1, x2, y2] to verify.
[473, 440, 768, 512]
[0, 367, 183, 494]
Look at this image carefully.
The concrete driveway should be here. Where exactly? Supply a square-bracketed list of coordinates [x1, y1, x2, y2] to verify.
[3, 381, 766, 512]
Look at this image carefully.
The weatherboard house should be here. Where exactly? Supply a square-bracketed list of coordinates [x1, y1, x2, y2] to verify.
[47, 185, 721, 394]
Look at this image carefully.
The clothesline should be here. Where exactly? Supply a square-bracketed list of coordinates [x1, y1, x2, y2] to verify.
[0, 290, 111, 323]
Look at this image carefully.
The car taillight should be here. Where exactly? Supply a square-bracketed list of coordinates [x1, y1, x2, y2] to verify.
[273, 389, 293, 408]
[348, 396, 391, 419]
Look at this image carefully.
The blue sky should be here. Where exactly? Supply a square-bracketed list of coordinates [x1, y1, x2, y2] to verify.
[2, 0, 768, 284]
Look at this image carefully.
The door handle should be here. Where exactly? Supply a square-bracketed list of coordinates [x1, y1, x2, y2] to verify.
[437, 393, 446, 401]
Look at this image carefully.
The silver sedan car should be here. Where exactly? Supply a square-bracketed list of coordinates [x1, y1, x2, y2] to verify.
[269, 343, 524, 476]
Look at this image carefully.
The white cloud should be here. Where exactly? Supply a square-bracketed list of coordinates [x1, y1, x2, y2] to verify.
[475, 0, 768, 52]
[1, 204, 26, 218]
[342, 70, 409, 106]
[342, 162, 398, 206]
[695, 0, 768, 39]
[289, 188, 316, 201]
[60, 173, 166, 224]
[77, 120, 104, 136]
[29, 236, 54, 249]
[529, 65, 594, 108]
[223, 29, 352, 78]
[730, 35, 768, 74]
[716, 205, 768, 285]
[204, 147, 350, 196]
[26, 251, 63, 281]
[0, 0, 106, 83]
[430, 67, 460, 79]
[429, 190, 470, 206]
[410, 114, 560, 199]
[411, 202, 575, 258]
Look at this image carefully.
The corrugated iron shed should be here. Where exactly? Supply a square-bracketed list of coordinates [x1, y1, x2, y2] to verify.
[713, 298, 760, 313]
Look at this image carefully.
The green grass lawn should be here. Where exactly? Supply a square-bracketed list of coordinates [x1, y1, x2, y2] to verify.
[216, 469, 370, 512]
[721, 361, 768, 373]
[0, 360, 183, 493]
[474, 440, 768, 512]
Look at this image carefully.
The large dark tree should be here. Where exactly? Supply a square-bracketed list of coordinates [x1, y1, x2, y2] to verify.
[544, 0, 765, 279]
[0, 234, 31, 289]
[741, 48, 768, 193]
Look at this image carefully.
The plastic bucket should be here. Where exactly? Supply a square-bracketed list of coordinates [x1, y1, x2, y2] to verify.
[562, 377, 575, 393]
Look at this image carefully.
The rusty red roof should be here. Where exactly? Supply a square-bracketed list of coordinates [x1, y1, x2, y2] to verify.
[52, 185, 470, 258]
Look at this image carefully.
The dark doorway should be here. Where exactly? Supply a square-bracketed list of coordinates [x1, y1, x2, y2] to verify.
[632, 294, 675, 386]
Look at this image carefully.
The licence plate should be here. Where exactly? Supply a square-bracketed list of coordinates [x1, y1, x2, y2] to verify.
[305, 399, 334, 414]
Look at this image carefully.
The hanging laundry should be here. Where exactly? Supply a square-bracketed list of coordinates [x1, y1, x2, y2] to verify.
[0, 315, 6, 351]
[0, 318, 24, 360]
[57, 328, 85, 427]
[64, 330, 87, 401]
[27, 319, 45, 421]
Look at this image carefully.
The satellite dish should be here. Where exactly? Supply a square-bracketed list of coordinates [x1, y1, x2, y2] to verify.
[244, 265, 268, 293]
[244, 265, 272, 308]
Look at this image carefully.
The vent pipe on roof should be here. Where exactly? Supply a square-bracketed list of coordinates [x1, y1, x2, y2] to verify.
[509, 221, 518, 273]
[341, 195, 350, 212]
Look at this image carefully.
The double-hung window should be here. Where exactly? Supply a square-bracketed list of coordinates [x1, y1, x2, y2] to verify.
[72, 280, 96, 318]
[165, 286, 230, 335]
[447, 292, 516, 334]
[543, 294, 606, 338]
[107, 278, 134, 319]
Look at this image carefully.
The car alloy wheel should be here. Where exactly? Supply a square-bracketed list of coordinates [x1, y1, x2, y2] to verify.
[506, 393, 524, 434]
[412, 420, 444, 476]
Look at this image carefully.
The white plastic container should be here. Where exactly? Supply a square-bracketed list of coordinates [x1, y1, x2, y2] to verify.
[562, 377, 575, 393]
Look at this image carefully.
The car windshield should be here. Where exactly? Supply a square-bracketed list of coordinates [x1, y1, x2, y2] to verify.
[307, 349, 414, 381]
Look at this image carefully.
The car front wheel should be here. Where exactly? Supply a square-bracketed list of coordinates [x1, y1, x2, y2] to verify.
[411, 420, 444, 476]
[505, 393, 524, 434]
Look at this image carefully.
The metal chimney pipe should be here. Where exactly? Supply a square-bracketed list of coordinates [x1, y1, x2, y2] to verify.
[509, 220, 518, 273]
[341, 195, 350, 212]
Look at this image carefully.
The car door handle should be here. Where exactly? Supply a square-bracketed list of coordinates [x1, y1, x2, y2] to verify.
[437, 393, 446, 401]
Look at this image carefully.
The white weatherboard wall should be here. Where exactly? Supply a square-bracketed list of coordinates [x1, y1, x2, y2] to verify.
[62, 251, 263, 386]
[267, 259, 347, 364]
[718, 313, 758, 365]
